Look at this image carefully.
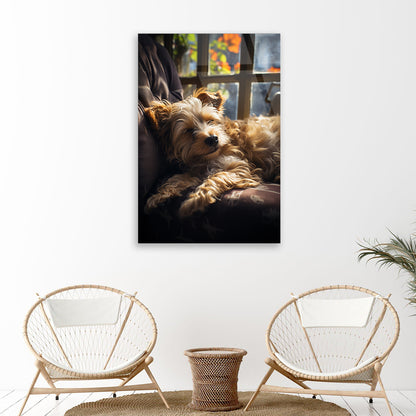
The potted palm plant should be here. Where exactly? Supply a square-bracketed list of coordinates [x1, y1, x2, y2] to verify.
[358, 228, 416, 308]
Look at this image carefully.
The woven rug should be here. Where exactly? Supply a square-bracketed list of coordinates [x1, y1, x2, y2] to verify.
[65, 391, 350, 415]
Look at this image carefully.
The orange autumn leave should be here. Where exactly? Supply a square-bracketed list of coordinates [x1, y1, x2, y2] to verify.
[218, 34, 241, 53]
[210, 49, 218, 61]
[218, 61, 231, 71]
[268, 66, 280, 73]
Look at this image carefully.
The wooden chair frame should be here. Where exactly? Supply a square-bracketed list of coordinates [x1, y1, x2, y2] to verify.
[244, 285, 400, 415]
[19, 285, 169, 416]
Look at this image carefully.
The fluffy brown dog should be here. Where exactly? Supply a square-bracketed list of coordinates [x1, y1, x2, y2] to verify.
[144, 88, 280, 218]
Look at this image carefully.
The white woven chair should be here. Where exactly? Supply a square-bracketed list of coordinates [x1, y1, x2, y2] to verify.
[19, 285, 169, 416]
[244, 285, 400, 415]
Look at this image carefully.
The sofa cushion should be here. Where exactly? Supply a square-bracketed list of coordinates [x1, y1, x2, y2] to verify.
[138, 35, 183, 205]
[140, 183, 280, 243]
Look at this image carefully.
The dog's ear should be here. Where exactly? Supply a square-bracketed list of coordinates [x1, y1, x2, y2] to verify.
[144, 101, 172, 130]
[193, 88, 225, 112]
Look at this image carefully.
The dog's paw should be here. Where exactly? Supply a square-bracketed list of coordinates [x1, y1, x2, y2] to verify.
[178, 198, 198, 218]
[179, 190, 218, 218]
[144, 194, 164, 214]
[178, 197, 206, 218]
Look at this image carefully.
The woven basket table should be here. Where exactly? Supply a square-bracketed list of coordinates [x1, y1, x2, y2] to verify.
[184, 347, 247, 412]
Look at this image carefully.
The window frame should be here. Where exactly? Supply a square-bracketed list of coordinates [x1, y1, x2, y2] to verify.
[178, 34, 280, 119]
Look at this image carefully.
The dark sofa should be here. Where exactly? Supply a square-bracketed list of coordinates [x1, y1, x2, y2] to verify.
[138, 35, 280, 243]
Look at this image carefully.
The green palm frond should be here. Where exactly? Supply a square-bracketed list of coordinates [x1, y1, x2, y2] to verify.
[387, 230, 416, 260]
[358, 229, 416, 307]
[358, 242, 414, 272]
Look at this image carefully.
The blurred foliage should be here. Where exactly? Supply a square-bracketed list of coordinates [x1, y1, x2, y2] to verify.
[209, 34, 241, 75]
[173, 34, 197, 77]
[169, 34, 242, 77]
[152, 34, 279, 77]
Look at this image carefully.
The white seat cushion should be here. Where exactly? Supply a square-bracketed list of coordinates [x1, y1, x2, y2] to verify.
[274, 353, 378, 378]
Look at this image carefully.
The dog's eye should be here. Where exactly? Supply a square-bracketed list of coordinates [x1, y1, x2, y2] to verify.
[186, 128, 194, 134]
[206, 119, 215, 125]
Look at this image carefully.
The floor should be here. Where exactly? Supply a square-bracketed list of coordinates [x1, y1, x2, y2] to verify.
[1, 390, 416, 416]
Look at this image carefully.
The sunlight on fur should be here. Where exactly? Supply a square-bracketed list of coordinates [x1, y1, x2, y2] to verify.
[144, 88, 280, 218]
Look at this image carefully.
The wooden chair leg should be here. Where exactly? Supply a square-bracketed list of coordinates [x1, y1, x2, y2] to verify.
[115, 358, 149, 397]
[266, 357, 310, 390]
[375, 362, 393, 416]
[18, 369, 41, 416]
[36, 361, 56, 389]
[368, 370, 378, 403]
[145, 366, 170, 409]
[244, 367, 274, 412]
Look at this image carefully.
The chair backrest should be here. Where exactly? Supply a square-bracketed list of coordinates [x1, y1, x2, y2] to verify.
[138, 34, 184, 202]
[24, 285, 157, 376]
[267, 285, 400, 375]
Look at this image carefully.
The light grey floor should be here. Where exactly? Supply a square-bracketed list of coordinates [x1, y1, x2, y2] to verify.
[1, 389, 415, 416]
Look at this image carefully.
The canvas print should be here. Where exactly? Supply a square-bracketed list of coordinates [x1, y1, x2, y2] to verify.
[138, 34, 280, 243]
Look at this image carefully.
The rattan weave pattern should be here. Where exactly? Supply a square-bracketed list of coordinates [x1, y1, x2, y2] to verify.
[185, 348, 247, 411]
[64, 390, 350, 416]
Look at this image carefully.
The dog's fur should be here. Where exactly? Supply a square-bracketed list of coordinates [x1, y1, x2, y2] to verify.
[144, 88, 280, 217]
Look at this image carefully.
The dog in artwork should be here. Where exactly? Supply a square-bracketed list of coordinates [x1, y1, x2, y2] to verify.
[144, 88, 280, 218]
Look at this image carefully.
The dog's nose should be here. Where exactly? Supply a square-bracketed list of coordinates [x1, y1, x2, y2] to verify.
[205, 135, 218, 147]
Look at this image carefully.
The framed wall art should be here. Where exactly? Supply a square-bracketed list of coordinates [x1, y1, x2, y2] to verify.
[138, 34, 280, 243]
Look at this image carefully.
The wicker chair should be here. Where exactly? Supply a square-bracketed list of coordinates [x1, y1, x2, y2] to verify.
[244, 285, 400, 415]
[19, 285, 169, 416]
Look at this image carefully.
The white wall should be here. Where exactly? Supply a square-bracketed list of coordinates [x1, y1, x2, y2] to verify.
[0, 0, 415, 392]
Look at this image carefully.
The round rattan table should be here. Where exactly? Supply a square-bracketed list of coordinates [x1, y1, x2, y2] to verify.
[184, 347, 247, 412]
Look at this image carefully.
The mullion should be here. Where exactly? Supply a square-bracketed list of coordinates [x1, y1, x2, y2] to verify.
[196, 34, 209, 88]
[237, 34, 255, 119]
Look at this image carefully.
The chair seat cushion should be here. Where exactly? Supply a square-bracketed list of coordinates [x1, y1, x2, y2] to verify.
[44, 351, 147, 379]
[273, 353, 378, 379]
